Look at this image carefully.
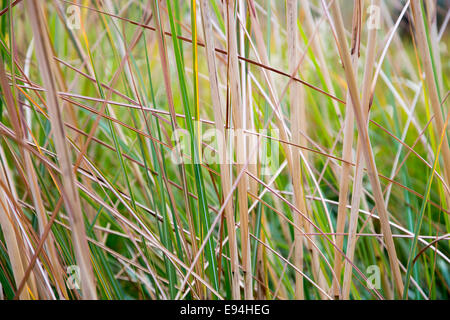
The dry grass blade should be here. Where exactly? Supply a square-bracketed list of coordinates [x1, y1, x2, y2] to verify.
[411, 0, 450, 203]
[26, 0, 97, 299]
[226, 0, 253, 299]
[332, 0, 361, 299]
[0, 147, 33, 300]
[341, 0, 381, 300]
[199, 0, 241, 299]
[329, 0, 404, 297]
[247, 0, 329, 298]
[287, 0, 305, 300]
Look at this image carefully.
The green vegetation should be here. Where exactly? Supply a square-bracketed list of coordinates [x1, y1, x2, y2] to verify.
[0, 0, 448, 300]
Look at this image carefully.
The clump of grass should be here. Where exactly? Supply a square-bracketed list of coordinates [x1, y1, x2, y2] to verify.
[0, 0, 448, 300]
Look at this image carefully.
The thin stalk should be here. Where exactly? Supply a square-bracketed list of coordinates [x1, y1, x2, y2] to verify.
[287, 0, 305, 300]
[341, 0, 380, 297]
[247, 0, 329, 298]
[411, 0, 450, 206]
[199, 0, 241, 299]
[0, 146, 33, 300]
[329, 0, 404, 297]
[26, 0, 97, 299]
[226, 0, 253, 299]
[332, 0, 361, 299]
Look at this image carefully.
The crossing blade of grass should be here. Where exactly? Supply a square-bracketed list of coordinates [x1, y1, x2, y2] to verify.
[341, 0, 380, 300]
[404, 106, 450, 299]
[424, 0, 443, 95]
[151, 0, 219, 297]
[331, 0, 361, 299]
[411, 0, 450, 207]
[26, 0, 97, 300]
[247, 0, 329, 298]
[226, 0, 253, 299]
[299, 0, 342, 122]
[287, 0, 305, 300]
[166, 0, 220, 296]
[190, 0, 209, 298]
[0, 55, 67, 299]
[199, 0, 241, 299]
[0, 145, 33, 300]
[147, 1, 185, 298]
[146, 39, 199, 299]
[329, 0, 404, 297]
